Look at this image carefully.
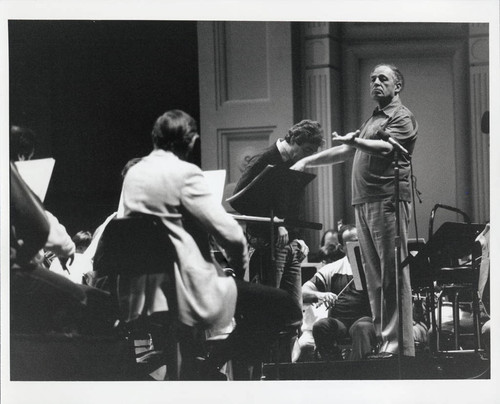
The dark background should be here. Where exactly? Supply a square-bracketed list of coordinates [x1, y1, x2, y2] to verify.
[9, 20, 200, 235]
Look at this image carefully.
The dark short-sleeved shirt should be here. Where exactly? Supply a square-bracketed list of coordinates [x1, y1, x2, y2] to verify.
[352, 97, 418, 205]
[308, 257, 371, 325]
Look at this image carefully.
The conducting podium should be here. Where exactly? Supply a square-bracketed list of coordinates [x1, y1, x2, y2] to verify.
[226, 164, 323, 280]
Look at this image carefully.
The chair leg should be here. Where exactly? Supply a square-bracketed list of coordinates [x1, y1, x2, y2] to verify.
[472, 290, 482, 351]
[435, 287, 483, 353]
[437, 290, 444, 352]
[269, 329, 297, 380]
[428, 286, 438, 354]
[164, 341, 180, 380]
[274, 337, 281, 380]
[452, 290, 460, 350]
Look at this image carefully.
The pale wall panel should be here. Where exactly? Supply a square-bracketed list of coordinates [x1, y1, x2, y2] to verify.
[198, 20, 294, 212]
[224, 22, 269, 102]
[217, 127, 272, 183]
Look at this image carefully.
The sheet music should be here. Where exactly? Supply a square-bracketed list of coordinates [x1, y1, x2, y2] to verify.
[14, 158, 55, 202]
[203, 169, 226, 203]
[345, 241, 365, 291]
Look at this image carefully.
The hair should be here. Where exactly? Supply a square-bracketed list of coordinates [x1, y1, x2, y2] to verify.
[284, 119, 324, 147]
[372, 63, 405, 92]
[72, 231, 93, 253]
[337, 224, 356, 246]
[10, 125, 36, 161]
[318, 244, 344, 264]
[121, 157, 143, 178]
[151, 109, 198, 155]
[320, 229, 338, 247]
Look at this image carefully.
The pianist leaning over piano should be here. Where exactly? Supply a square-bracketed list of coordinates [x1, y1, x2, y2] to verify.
[232, 120, 324, 310]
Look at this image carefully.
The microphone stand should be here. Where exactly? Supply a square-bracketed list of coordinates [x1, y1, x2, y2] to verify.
[393, 149, 404, 379]
[269, 208, 275, 282]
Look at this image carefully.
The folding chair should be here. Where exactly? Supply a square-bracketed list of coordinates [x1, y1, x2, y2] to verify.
[94, 214, 193, 380]
[423, 205, 485, 353]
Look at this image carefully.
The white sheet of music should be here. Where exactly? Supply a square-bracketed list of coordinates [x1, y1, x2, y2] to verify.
[203, 169, 226, 204]
[14, 158, 55, 202]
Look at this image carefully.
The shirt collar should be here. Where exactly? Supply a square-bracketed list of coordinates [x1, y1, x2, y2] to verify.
[152, 148, 169, 156]
[151, 148, 179, 160]
[276, 138, 292, 162]
[372, 96, 402, 118]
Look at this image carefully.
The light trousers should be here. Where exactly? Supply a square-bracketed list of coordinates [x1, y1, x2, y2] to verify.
[355, 199, 415, 356]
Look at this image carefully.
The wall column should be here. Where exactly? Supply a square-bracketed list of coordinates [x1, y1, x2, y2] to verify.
[301, 23, 345, 249]
[469, 23, 490, 223]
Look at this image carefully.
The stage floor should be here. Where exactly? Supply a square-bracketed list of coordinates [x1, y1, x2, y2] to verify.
[261, 351, 490, 380]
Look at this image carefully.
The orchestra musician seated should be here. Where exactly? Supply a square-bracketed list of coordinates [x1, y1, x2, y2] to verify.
[300, 225, 376, 361]
[120, 109, 302, 379]
[10, 125, 115, 337]
[232, 119, 324, 311]
[49, 230, 93, 284]
[308, 228, 345, 265]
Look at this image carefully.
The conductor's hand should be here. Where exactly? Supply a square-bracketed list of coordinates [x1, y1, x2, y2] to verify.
[276, 226, 289, 248]
[316, 292, 338, 308]
[290, 160, 306, 172]
[332, 130, 360, 145]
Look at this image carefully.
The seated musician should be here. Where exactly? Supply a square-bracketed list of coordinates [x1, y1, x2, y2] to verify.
[306, 228, 344, 265]
[121, 109, 302, 379]
[302, 224, 376, 361]
[49, 230, 93, 284]
[10, 126, 114, 336]
[232, 120, 324, 310]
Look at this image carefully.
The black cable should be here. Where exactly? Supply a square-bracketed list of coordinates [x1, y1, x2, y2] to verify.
[410, 161, 423, 242]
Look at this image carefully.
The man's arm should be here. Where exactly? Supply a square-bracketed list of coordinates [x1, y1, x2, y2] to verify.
[182, 168, 249, 276]
[334, 130, 393, 156]
[44, 211, 76, 258]
[302, 280, 337, 307]
[41, 210, 76, 270]
[339, 112, 417, 158]
[290, 133, 357, 171]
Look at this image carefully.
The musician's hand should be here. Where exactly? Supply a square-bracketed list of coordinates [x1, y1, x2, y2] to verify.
[332, 130, 360, 145]
[276, 226, 289, 248]
[58, 254, 75, 274]
[290, 160, 306, 172]
[316, 292, 337, 308]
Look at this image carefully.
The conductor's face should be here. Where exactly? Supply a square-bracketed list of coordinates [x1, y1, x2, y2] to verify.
[370, 65, 401, 106]
[289, 141, 319, 163]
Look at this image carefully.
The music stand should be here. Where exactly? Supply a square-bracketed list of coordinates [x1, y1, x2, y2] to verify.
[405, 221, 485, 352]
[227, 164, 316, 217]
[405, 222, 485, 274]
[226, 164, 318, 278]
